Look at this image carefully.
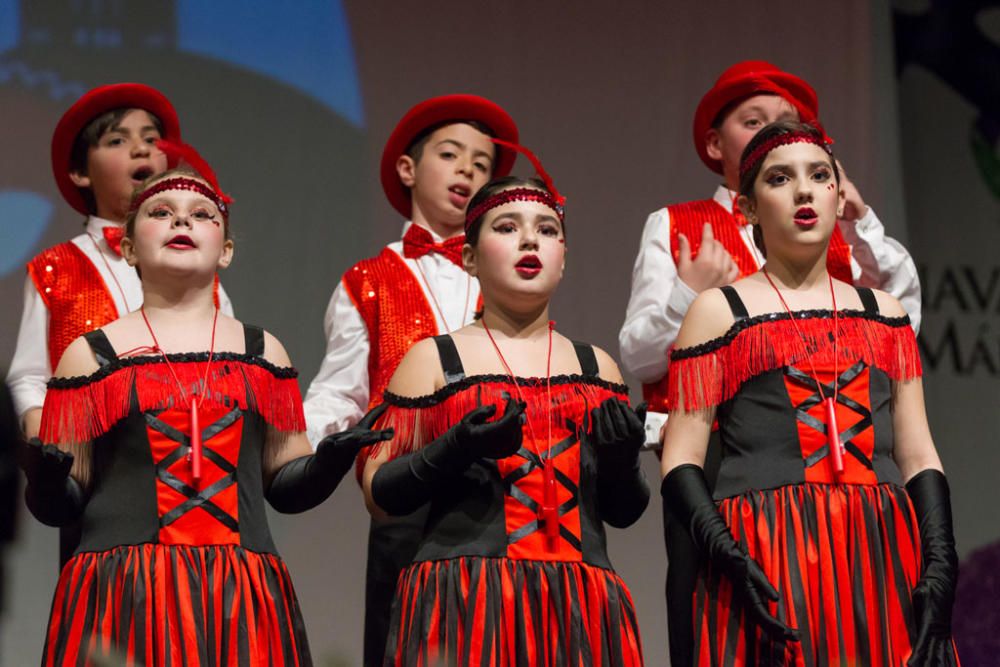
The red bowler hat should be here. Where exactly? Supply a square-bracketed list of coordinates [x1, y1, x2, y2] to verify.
[380, 94, 519, 218]
[51, 83, 182, 214]
[693, 61, 819, 174]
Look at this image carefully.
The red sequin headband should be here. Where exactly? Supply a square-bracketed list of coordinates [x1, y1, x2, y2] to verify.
[130, 177, 230, 219]
[739, 130, 833, 180]
[465, 139, 566, 230]
[129, 140, 233, 219]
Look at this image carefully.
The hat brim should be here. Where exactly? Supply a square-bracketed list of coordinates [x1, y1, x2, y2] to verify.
[51, 83, 182, 215]
[693, 73, 817, 174]
[380, 94, 519, 218]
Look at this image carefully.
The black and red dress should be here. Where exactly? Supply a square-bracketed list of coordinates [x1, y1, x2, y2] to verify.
[38, 326, 312, 666]
[366, 335, 644, 666]
[668, 286, 932, 666]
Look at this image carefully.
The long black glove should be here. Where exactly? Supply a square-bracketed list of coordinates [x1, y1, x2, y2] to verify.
[661, 464, 798, 644]
[591, 398, 649, 528]
[906, 469, 959, 667]
[20, 438, 85, 527]
[371, 394, 525, 516]
[266, 403, 394, 514]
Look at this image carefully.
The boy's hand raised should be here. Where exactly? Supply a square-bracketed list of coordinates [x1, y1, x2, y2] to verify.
[836, 160, 867, 222]
[677, 223, 740, 293]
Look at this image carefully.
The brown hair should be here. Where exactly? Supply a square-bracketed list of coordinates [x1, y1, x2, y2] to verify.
[405, 119, 495, 164]
[737, 120, 839, 257]
[125, 168, 231, 240]
[463, 176, 561, 246]
[70, 108, 164, 213]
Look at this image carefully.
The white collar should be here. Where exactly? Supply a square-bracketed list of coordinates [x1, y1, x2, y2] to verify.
[711, 184, 739, 213]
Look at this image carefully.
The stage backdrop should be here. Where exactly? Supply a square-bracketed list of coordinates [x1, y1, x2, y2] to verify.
[3, 1, 990, 664]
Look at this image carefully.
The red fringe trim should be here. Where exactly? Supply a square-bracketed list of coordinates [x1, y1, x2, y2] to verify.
[40, 360, 305, 445]
[355, 380, 626, 479]
[668, 317, 921, 413]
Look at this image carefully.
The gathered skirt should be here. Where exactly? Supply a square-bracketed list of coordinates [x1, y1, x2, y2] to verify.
[43, 543, 312, 666]
[694, 482, 929, 667]
[385, 556, 644, 666]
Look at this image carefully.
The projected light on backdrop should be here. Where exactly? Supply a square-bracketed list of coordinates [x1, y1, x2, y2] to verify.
[0, 0, 363, 278]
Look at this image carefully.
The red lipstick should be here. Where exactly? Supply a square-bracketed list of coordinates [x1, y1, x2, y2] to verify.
[794, 206, 818, 227]
[166, 234, 196, 249]
[515, 254, 543, 278]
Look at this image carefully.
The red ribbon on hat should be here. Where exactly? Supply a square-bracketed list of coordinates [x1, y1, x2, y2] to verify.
[402, 224, 465, 267]
[102, 225, 125, 256]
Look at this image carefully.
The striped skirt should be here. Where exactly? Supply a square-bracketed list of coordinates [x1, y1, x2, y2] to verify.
[694, 482, 922, 667]
[43, 543, 312, 667]
[385, 556, 644, 666]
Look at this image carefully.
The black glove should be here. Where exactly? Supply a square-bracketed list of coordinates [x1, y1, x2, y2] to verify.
[266, 403, 394, 514]
[906, 469, 959, 667]
[371, 393, 525, 516]
[20, 438, 85, 527]
[591, 398, 649, 527]
[661, 464, 798, 644]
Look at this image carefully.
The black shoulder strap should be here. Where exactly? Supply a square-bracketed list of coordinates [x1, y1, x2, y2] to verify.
[719, 285, 749, 321]
[433, 334, 466, 384]
[243, 324, 265, 357]
[82, 330, 117, 367]
[572, 341, 599, 377]
[855, 287, 879, 315]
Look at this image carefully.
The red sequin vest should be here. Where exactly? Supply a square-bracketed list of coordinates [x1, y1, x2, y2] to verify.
[28, 242, 119, 370]
[28, 240, 225, 370]
[341, 248, 439, 407]
[642, 199, 855, 412]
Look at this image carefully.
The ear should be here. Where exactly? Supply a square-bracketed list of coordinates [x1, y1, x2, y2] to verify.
[836, 185, 846, 219]
[705, 128, 723, 162]
[120, 235, 138, 267]
[217, 238, 235, 270]
[737, 194, 755, 222]
[461, 243, 478, 277]
[396, 154, 417, 188]
[69, 169, 91, 189]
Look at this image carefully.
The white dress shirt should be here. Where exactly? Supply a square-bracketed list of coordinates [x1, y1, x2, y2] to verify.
[619, 184, 922, 387]
[303, 222, 480, 447]
[6, 216, 235, 418]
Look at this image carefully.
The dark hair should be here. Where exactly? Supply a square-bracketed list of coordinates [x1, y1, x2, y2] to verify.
[737, 120, 839, 257]
[69, 107, 164, 212]
[125, 168, 231, 241]
[405, 119, 495, 164]
[464, 176, 561, 246]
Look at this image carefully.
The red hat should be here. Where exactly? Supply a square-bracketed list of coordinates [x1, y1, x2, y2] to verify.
[51, 83, 182, 214]
[380, 94, 519, 218]
[693, 61, 819, 174]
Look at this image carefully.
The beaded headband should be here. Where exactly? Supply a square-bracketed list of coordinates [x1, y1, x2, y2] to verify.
[129, 177, 229, 218]
[739, 129, 833, 180]
[465, 187, 564, 229]
[129, 140, 233, 219]
[464, 139, 566, 231]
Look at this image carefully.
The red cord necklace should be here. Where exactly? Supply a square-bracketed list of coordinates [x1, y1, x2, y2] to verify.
[140, 305, 219, 486]
[762, 267, 844, 474]
[482, 316, 560, 551]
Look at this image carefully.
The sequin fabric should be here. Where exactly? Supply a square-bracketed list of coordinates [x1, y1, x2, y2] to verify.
[342, 248, 439, 407]
[28, 242, 118, 369]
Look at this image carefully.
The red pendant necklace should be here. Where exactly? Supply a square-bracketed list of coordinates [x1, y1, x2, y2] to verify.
[140, 306, 219, 486]
[482, 316, 560, 551]
[762, 267, 844, 474]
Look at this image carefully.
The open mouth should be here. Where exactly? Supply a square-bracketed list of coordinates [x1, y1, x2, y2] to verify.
[166, 234, 196, 249]
[448, 184, 471, 207]
[515, 254, 543, 277]
[794, 207, 818, 226]
[131, 165, 154, 183]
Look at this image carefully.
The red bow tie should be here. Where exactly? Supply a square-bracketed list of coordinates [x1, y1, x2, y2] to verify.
[402, 225, 465, 267]
[102, 225, 126, 256]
